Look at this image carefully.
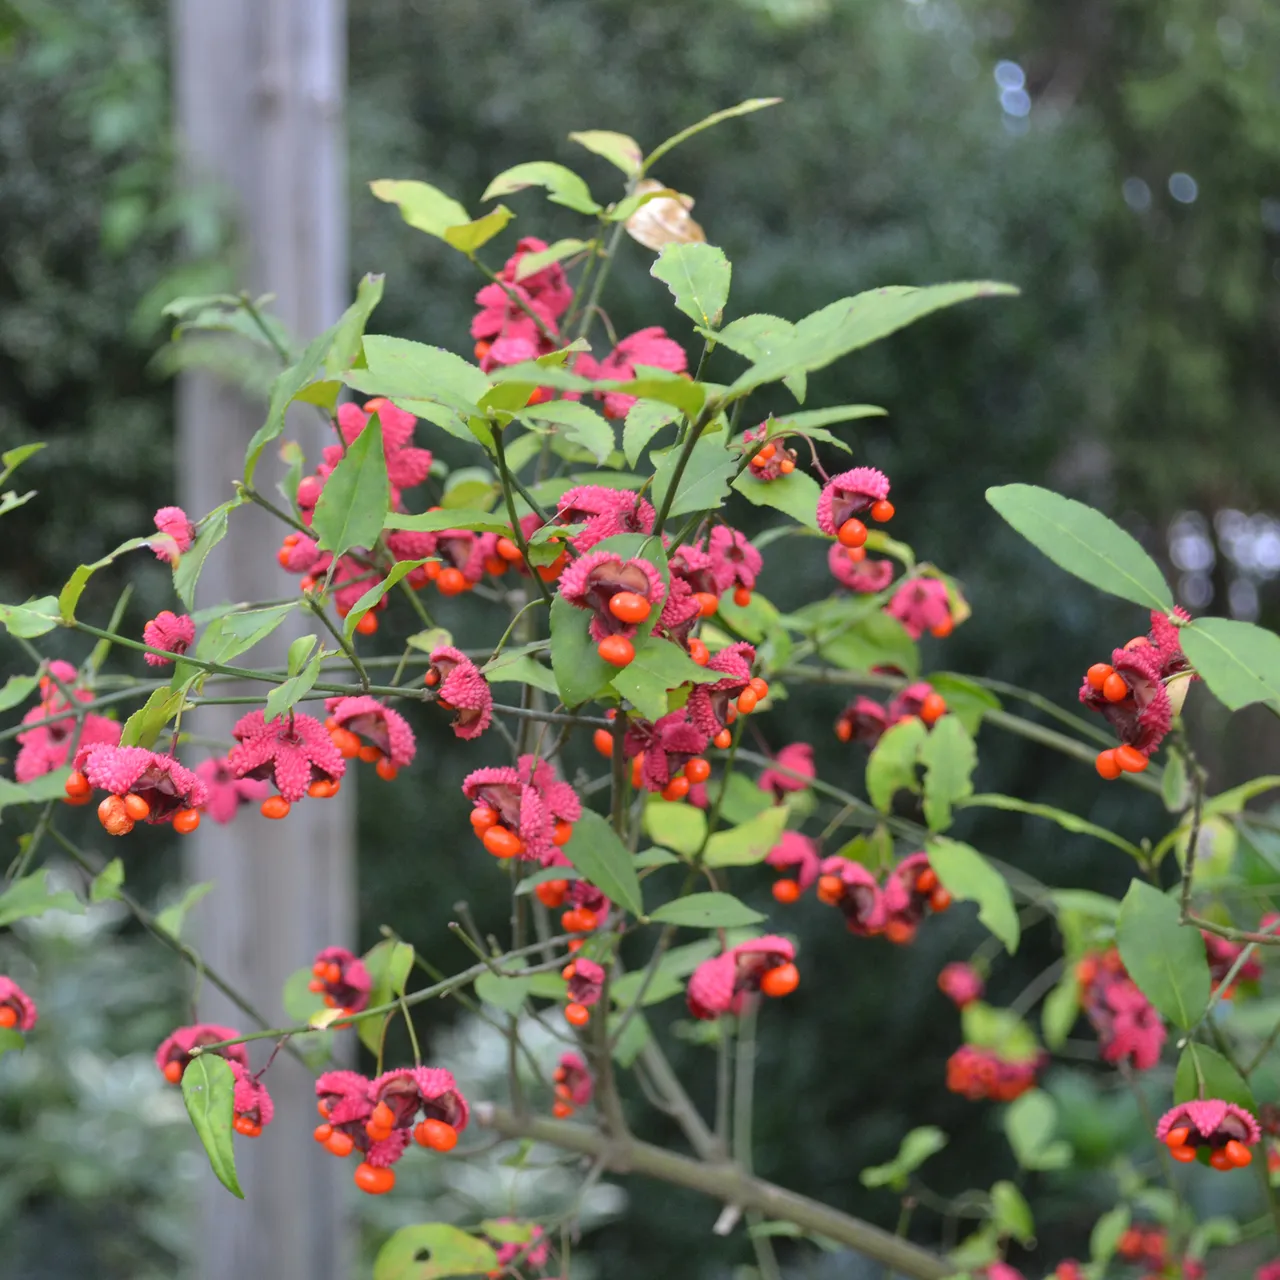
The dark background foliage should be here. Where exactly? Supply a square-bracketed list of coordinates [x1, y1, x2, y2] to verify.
[2, 0, 1279, 1274]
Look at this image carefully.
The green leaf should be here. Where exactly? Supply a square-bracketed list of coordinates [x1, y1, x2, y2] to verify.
[478, 1220, 534, 1246]
[120, 685, 190, 749]
[287, 634, 318, 676]
[0, 596, 60, 638]
[703, 805, 789, 868]
[58, 537, 150, 622]
[351, 336, 489, 417]
[927, 839, 1020, 953]
[0, 674, 37, 712]
[522, 401, 615, 465]
[924, 674, 1001, 736]
[561, 810, 644, 919]
[623, 401, 680, 467]
[90, 858, 124, 903]
[154, 881, 213, 940]
[651, 243, 731, 328]
[819, 612, 918, 678]
[643, 97, 782, 172]
[865, 716, 927, 812]
[651, 432, 736, 520]
[920, 716, 977, 832]
[443, 205, 515, 256]
[643, 800, 707, 857]
[764, 404, 887, 432]
[549, 595, 614, 708]
[344, 559, 430, 640]
[711, 314, 806, 401]
[1181, 617, 1280, 711]
[312, 417, 388, 558]
[369, 179, 470, 239]
[1174, 1042, 1256, 1111]
[174, 502, 235, 611]
[360, 939, 415, 1054]
[474, 972, 533, 1015]
[990, 1181, 1034, 1246]
[1116, 879, 1210, 1029]
[1050, 889, 1122, 921]
[0, 770, 73, 818]
[180, 1055, 243, 1198]
[1090, 1206, 1131, 1265]
[859, 1126, 948, 1191]
[717, 772, 775, 825]
[1004, 1089, 1071, 1171]
[958, 794, 1142, 859]
[568, 129, 643, 177]
[483, 655, 559, 697]
[0, 441, 45, 484]
[0, 1027, 26, 1059]
[610, 939, 719, 1007]
[385, 508, 512, 535]
[264, 651, 322, 723]
[514, 238, 590, 281]
[282, 966, 328, 1023]
[610, 635, 720, 721]
[195, 603, 296, 665]
[325, 272, 386, 376]
[1041, 971, 1080, 1050]
[962, 1002, 1042, 1063]
[245, 325, 339, 485]
[648, 892, 764, 929]
[986, 484, 1173, 611]
[0, 869, 83, 926]
[482, 162, 601, 214]
[728, 282, 1018, 398]
[731, 469, 822, 532]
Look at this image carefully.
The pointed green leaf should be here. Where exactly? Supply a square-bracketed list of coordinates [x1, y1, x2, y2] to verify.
[643, 800, 707, 858]
[58, 537, 151, 622]
[521, 401, 615, 465]
[1041, 971, 1080, 1050]
[1174, 1042, 1255, 1111]
[920, 717, 977, 831]
[764, 404, 887, 431]
[860, 1126, 947, 1191]
[818, 612, 919, 678]
[287, 634, 318, 676]
[312, 418, 388, 558]
[515, 238, 591, 280]
[0, 674, 38, 713]
[928, 838, 1020, 953]
[609, 635, 720, 721]
[474, 972, 533, 1015]
[154, 881, 213, 940]
[732, 469, 822, 531]
[866, 716, 927, 812]
[344, 559, 430, 641]
[181, 1055, 244, 1198]
[369, 179, 470, 238]
[0, 770, 73, 818]
[0, 442, 45, 484]
[649, 892, 764, 929]
[264, 651, 322, 723]
[482, 654, 559, 697]
[728, 282, 1017, 398]
[360, 939, 415, 1053]
[990, 1181, 1034, 1246]
[651, 243, 731, 329]
[0, 596, 60, 638]
[1091, 1206, 1131, 1266]
[120, 685, 191, 749]
[703, 805, 789, 868]
[90, 858, 124, 903]
[643, 97, 782, 171]
[1116, 879, 1210, 1029]
[245, 325, 338, 486]
[1004, 1089, 1071, 1171]
[444, 205, 515, 256]
[549, 595, 614, 708]
[561, 810, 644, 919]
[961, 1001, 1042, 1063]
[385, 508, 512, 535]
[651, 432, 736, 519]
[348, 336, 489, 417]
[174, 502, 238, 611]
[986, 484, 1173, 611]
[610, 939, 719, 1007]
[623, 401, 680, 466]
[568, 129, 643, 177]
[325, 272, 385, 376]
[195, 604, 295, 665]
[0, 869, 83, 925]
[1181, 617, 1280, 711]
[373, 1224, 499, 1280]
[482, 162, 600, 214]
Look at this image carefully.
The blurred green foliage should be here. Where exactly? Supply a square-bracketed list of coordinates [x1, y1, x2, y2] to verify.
[2, 0, 1280, 1275]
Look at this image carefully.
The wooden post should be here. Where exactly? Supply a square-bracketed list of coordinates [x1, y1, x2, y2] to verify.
[172, 2, 352, 1277]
